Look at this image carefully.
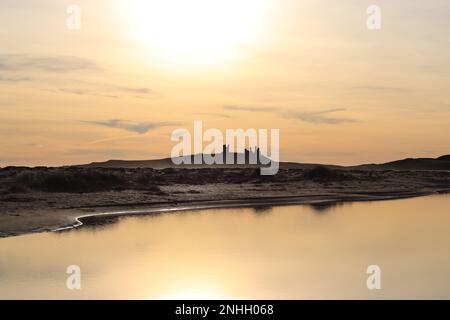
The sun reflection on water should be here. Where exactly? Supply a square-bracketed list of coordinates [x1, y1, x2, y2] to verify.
[159, 287, 232, 300]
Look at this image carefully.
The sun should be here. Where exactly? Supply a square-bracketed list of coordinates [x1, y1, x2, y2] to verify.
[117, 0, 272, 66]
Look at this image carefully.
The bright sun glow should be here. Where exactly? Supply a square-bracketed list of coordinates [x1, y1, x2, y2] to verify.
[117, 0, 272, 65]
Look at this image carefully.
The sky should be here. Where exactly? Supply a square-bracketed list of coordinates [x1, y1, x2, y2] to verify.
[0, 0, 449, 166]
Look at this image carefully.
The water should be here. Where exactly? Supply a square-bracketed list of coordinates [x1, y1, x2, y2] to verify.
[1, 195, 450, 299]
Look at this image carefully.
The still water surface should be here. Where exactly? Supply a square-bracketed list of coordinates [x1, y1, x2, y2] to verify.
[1, 195, 450, 299]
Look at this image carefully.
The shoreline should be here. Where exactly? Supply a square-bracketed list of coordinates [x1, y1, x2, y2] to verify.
[2, 189, 448, 239]
[2, 167, 450, 239]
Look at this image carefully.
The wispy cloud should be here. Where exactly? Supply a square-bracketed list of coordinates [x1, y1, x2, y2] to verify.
[0, 54, 156, 99]
[223, 105, 356, 124]
[284, 108, 356, 124]
[224, 105, 278, 112]
[59, 88, 118, 99]
[0, 54, 99, 73]
[82, 119, 179, 134]
[0, 75, 31, 82]
[58, 86, 154, 99]
[195, 112, 235, 119]
[352, 85, 409, 92]
[115, 87, 153, 95]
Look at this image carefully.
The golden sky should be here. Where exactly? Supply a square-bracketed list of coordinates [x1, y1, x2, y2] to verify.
[1, 0, 449, 166]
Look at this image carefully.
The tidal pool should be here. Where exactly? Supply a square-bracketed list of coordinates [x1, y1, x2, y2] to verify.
[1, 195, 450, 299]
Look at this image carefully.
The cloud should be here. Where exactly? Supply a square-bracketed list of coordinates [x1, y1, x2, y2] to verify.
[58, 86, 154, 99]
[0, 55, 154, 98]
[59, 88, 118, 99]
[352, 85, 409, 92]
[0, 54, 99, 72]
[195, 112, 235, 119]
[82, 119, 178, 134]
[224, 105, 278, 112]
[25, 143, 45, 148]
[223, 105, 356, 124]
[0, 61, 13, 71]
[115, 87, 153, 95]
[284, 108, 356, 124]
[0, 75, 31, 82]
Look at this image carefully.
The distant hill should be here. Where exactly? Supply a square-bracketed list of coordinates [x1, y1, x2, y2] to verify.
[77, 148, 450, 171]
[79, 158, 342, 170]
[351, 155, 450, 171]
[79, 146, 272, 169]
[80, 158, 176, 169]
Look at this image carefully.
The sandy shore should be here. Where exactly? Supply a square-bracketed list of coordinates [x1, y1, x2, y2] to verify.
[1, 167, 450, 238]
